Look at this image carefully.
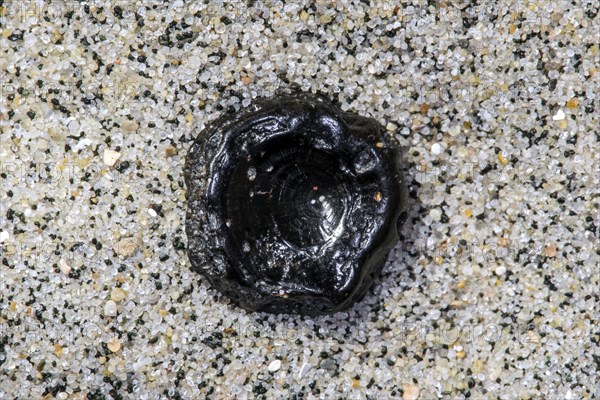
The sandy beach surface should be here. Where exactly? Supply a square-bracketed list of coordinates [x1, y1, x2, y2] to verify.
[1, 1, 598, 398]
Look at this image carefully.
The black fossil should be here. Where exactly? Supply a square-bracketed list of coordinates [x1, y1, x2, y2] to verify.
[184, 93, 408, 315]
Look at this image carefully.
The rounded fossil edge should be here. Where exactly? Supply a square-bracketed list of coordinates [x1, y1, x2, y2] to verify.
[184, 93, 409, 316]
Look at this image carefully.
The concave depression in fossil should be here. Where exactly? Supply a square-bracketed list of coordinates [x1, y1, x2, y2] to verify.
[184, 94, 408, 314]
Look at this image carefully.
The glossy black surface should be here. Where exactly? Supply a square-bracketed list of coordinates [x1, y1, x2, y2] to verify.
[184, 93, 408, 315]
